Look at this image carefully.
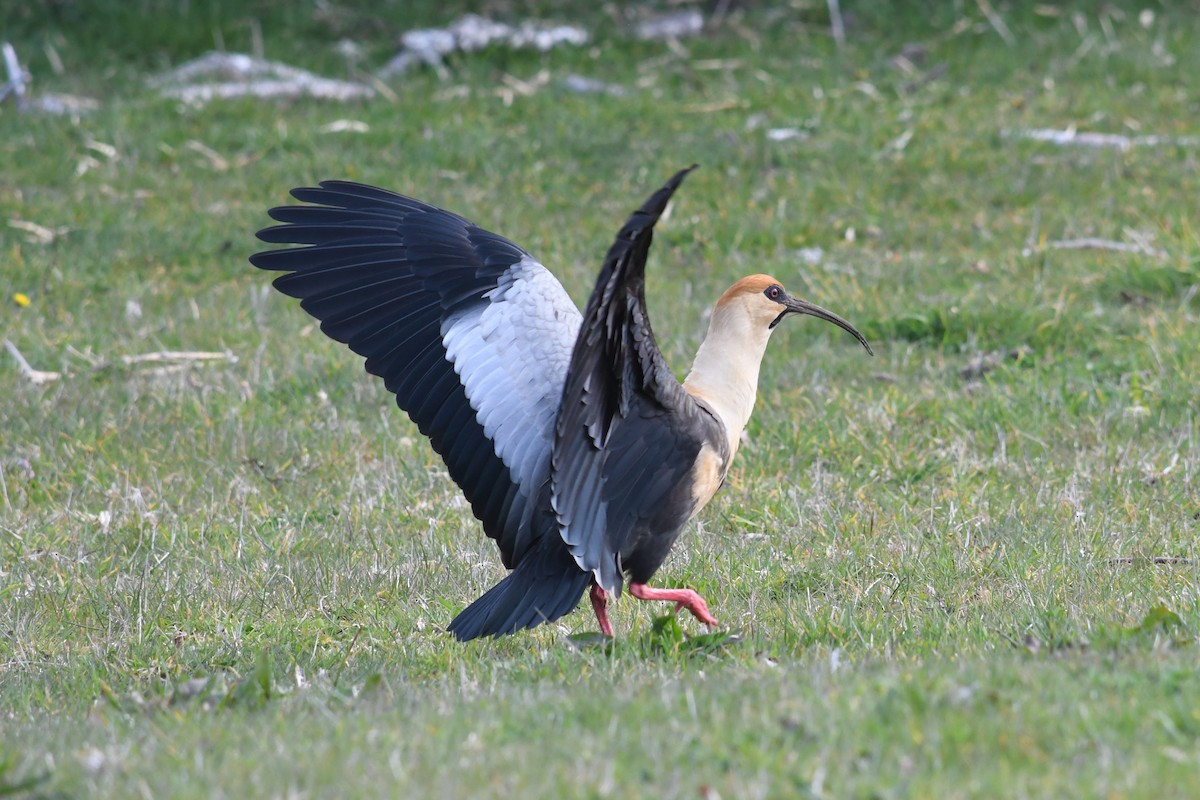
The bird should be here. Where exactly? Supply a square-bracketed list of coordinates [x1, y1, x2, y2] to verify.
[250, 166, 873, 641]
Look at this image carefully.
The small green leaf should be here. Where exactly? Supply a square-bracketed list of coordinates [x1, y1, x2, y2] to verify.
[1128, 604, 1186, 635]
[360, 672, 386, 696]
[649, 612, 685, 650]
[222, 649, 276, 709]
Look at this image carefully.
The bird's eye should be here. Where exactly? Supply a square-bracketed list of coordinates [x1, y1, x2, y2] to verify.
[766, 286, 782, 301]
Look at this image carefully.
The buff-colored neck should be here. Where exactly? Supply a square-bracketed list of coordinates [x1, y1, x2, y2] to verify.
[682, 297, 775, 458]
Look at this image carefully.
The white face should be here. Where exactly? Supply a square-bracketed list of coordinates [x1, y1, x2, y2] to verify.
[757, 283, 792, 329]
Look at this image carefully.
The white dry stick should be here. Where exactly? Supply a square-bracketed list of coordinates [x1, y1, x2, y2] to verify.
[319, 119, 370, 134]
[9, 219, 69, 244]
[766, 128, 808, 142]
[827, 0, 845, 48]
[633, 11, 703, 42]
[1049, 238, 1167, 259]
[121, 350, 238, 366]
[561, 74, 628, 97]
[152, 52, 374, 105]
[1, 42, 28, 108]
[85, 139, 117, 160]
[185, 140, 230, 171]
[976, 0, 1016, 46]
[150, 51, 301, 87]
[4, 339, 62, 385]
[164, 78, 373, 105]
[31, 92, 99, 116]
[1, 41, 95, 115]
[1004, 127, 1200, 150]
[0, 453, 9, 512]
[381, 14, 589, 77]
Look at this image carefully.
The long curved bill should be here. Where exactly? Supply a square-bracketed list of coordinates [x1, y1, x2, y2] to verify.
[774, 293, 874, 355]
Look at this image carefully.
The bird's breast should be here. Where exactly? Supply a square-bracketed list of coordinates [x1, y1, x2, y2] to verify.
[689, 440, 729, 517]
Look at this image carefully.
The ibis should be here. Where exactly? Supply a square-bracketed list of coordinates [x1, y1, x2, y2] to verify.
[250, 167, 872, 640]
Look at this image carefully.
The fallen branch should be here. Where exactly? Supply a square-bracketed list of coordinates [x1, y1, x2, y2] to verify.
[120, 350, 238, 366]
[1, 41, 28, 108]
[636, 10, 703, 42]
[29, 92, 99, 116]
[1048, 238, 1166, 259]
[319, 119, 370, 134]
[766, 128, 809, 142]
[9, 218, 70, 244]
[2, 41, 95, 115]
[185, 139, 227, 170]
[975, 0, 1016, 46]
[150, 51, 314, 88]
[826, 0, 845, 48]
[1004, 127, 1200, 150]
[152, 52, 374, 105]
[379, 14, 588, 78]
[164, 79, 372, 104]
[561, 74, 628, 97]
[4, 339, 61, 385]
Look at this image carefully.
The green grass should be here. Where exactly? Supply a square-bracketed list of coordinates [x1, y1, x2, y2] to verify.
[3, 2, 1199, 797]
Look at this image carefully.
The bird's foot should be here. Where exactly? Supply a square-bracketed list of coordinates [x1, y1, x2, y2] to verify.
[589, 582, 614, 637]
[628, 582, 718, 627]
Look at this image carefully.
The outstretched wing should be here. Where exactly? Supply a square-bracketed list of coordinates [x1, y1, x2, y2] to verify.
[250, 181, 581, 567]
[551, 166, 709, 596]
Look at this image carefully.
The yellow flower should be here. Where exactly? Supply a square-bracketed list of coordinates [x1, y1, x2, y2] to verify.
[13, 292, 31, 307]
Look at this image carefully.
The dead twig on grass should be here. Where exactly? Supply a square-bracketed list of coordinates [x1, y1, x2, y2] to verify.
[1, 41, 28, 108]
[5, 344, 237, 385]
[4, 339, 61, 386]
[152, 52, 374, 105]
[120, 350, 238, 367]
[1, 41, 96, 115]
[1004, 127, 1200, 151]
[826, 0, 845, 48]
[8, 219, 70, 244]
[380, 14, 588, 78]
[635, 11, 703, 42]
[1049, 237, 1167, 259]
[975, 0, 1016, 46]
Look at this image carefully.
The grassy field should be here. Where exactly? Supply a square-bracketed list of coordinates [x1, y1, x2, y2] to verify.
[2, 1, 1198, 796]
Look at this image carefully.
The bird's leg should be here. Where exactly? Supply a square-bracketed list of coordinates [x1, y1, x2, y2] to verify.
[589, 582, 614, 637]
[628, 582, 718, 627]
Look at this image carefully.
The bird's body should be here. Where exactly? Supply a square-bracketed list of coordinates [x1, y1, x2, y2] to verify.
[251, 168, 871, 640]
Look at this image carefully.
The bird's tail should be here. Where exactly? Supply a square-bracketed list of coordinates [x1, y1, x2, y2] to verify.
[447, 547, 591, 641]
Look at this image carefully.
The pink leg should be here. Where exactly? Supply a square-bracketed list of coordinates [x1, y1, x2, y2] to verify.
[589, 582, 614, 637]
[628, 582, 718, 627]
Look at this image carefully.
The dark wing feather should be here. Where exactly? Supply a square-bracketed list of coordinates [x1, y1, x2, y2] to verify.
[551, 166, 709, 595]
[250, 181, 582, 568]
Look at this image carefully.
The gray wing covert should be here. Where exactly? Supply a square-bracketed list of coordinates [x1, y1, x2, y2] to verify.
[251, 181, 581, 567]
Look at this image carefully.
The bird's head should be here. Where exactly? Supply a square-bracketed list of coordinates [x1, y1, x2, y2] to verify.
[715, 274, 873, 355]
